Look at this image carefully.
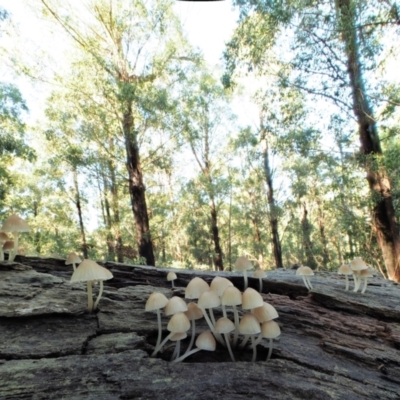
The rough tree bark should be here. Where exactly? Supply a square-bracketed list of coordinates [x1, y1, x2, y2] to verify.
[336, 0, 400, 281]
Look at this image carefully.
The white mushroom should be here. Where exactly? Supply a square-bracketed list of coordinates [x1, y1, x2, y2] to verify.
[70, 259, 113, 311]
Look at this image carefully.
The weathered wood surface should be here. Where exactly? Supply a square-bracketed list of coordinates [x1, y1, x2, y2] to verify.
[0, 256, 399, 399]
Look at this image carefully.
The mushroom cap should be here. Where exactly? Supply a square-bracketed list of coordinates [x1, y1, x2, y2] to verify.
[242, 287, 263, 310]
[210, 277, 234, 297]
[221, 286, 242, 306]
[165, 296, 188, 316]
[239, 313, 261, 335]
[215, 317, 235, 334]
[170, 332, 187, 341]
[167, 271, 177, 281]
[185, 277, 210, 299]
[184, 302, 203, 321]
[234, 256, 253, 271]
[252, 302, 279, 323]
[70, 259, 113, 283]
[145, 292, 169, 312]
[261, 320, 281, 339]
[65, 252, 82, 265]
[350, 257, 368, 271]
[360, 269, 374, 278]
[195, 331, 216, 351]
[167, 312, 190, 333]
[297, 266, 314, 276]
[3, 240, 14, 252]
[0, 232, 9, 243]
[338, 264, 352, 275]
[198, 290, 221, 309]
[253, 269, 267, 279]
[0, 214, 30, 233]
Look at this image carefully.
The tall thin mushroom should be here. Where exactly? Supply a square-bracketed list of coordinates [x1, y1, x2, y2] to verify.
[145, 292, 169, 351]
[70, 259, 113, 312]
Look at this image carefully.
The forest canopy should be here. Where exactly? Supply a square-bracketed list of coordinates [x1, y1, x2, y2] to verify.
[1, 0, 399, 281]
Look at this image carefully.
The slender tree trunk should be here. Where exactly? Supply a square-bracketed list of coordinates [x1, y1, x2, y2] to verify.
[316, 199, 330, 267]
[123, 103, 155, 266]
[102, 169, 116, 261]
[336, 0, 400, 281]
[33, 201, 41, 254]
[72, 168, 88, 259]
[108, 141, 123, 263]
[301, 202, 317, 269]
[261, 131, 283, 269]
[209, 198, 224, 271]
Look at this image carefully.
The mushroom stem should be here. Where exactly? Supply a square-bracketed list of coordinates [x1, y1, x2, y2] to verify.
[254, 333, 263, 346]
[184, 320, 196, 355]
[251, 334, 257, 362]
[307, 276, 313, 290]
[239, 334, 250, 349]
[302, 275, 310, 290]
[152, 332, 173, 357]
[361, 278, 368, 294]
[87, 280, 94, 312]
[344, 275, 349, 291]
[72, 262, 77, 271]
[10, 231, 19, 262]
[266, 338, 274, 361]
[200, 307, 224, 345]
[353, 274, 360, 292]
[171, 340, 181, 361]
[0, 249, 4, 262]
[224, 333, 235, 362]
[172, 347, 201, 363]
[155, 309, 163, 350]
[222, 304, 227, 318]
[93, 280, 104, 310]
[232, 305, 240, 347]
[259, 278, 263, 293]
[243, 270, 248, 290]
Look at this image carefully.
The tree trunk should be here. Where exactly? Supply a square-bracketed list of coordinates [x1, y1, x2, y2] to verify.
[123, 103, 155, 266]
[72, 168, 88, 259]
[108, 142, 123, 263]
[336, 0, 400, 281]
[209, 196, 224, 271]
[32, 201, 41, 254]
[101, 168, 116, 261]
[261, 133, 283, 269]
[301, 202, 317, 269]
[316, 199, 330, 267]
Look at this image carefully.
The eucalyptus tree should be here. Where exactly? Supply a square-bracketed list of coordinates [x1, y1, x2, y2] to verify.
[40, 0, 195, 266]
[0, 83, 35, 208]
[177, 72, 235, 271]
[225, 0, 400, 281]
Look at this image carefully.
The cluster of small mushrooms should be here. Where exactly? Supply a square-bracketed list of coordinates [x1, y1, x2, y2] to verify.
[146, 257, 281, 363]
[0, 214, 31, 262]
[295, 257, 374, 294]
[338, 257, 374, 293]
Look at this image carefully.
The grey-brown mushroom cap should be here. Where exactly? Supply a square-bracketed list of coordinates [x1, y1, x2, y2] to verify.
[185, 277, 210, 299]
[70, 259, 113, 283]
[234, 256, 253, 271]
[165, 296, 188, 316]
[239, 313, 261, 335]
[261, 320, 281, 339]
[65, 252, 82, 265]
[242, 288, 263, 310]
[0, 214, 30, 233]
